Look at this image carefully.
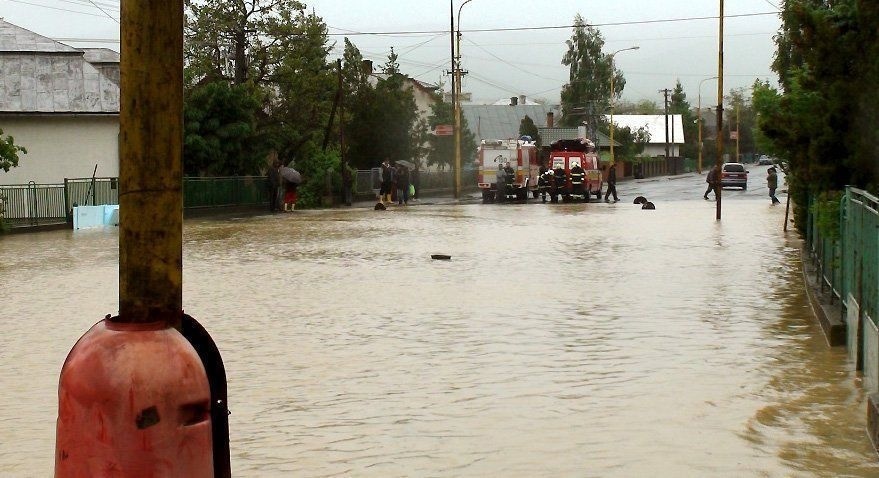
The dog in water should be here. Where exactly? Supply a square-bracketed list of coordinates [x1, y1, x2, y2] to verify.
[641, 201, 655, 210]
[374, 202, 387, 210]
[633, 196, 647, 205]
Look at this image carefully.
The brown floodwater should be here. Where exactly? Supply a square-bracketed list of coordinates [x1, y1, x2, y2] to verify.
[1, 198, 877, 477]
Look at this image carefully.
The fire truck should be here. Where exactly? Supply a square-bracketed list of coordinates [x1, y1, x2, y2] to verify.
[548, 139, 603, 202]
[476, 139, 540, 203]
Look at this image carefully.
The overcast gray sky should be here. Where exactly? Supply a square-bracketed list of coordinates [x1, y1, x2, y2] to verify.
[1, 0, 781, 105]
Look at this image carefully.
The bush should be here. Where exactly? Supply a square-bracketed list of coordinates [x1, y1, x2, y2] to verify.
[294, 149, 341, 209]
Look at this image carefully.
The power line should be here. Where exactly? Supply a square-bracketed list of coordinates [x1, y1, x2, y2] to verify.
[1, 0, 114, 18]
[326, 12, 780, 37]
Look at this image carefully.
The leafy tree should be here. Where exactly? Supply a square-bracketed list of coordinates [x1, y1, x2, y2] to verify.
[264, 10, 335, 164]
[344, 47, 421, 170]
[0, 128, 26, 173]
[612, 125, 650, 162]
[724, 87, 757, 162]
[669, 80, 698, 160]
[755, 0, 879, 230]
[615, 99, 661, 114]
[421, 93, 477, 170]
[183, 82, 264, 176]
[185, 0, 308, 86]
[560, 15, 624, 129]
[518, 115, 541, 147]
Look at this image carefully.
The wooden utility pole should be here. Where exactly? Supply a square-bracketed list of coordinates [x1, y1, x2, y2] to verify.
[119, 0, 184, 326]
[660, 88, 671, 171]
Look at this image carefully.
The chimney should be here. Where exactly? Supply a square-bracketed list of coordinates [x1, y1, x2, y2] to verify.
[519, 95, 526, 105]
[510, 96, 518, 106]
[361, 59, 373, 75]
[546, 112, 554, 128]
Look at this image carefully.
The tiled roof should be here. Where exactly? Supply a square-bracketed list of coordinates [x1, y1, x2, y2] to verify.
[0, 20, 119, 113]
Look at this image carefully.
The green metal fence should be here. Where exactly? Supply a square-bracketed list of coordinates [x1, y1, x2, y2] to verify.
[183, 176, 268, 209]
[809, 187, 879, 325]
[842, 189, 879, 325]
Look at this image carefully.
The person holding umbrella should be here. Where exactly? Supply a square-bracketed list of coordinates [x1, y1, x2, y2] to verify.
[279, 164, 302, 211]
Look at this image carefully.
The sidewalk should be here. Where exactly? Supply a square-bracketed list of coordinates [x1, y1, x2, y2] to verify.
[801, 248, 847, 346]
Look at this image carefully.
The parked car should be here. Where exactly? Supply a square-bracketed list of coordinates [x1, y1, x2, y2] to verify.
[721, 162, 748, 190]
[756, 155, 776, 165]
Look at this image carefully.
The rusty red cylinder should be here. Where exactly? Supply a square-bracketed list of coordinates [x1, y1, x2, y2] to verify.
[55, 319, 214, 477]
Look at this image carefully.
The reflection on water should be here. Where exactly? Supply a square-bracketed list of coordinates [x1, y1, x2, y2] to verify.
[1, 200, 877, 476]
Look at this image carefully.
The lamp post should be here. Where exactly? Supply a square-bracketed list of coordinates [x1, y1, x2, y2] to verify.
[608, 46, 639, 164]
[453, 0, 474, 199]
[697, 76, 717, 174]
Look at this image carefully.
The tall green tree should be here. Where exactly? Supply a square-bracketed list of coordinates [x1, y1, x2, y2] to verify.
[183, 82, 264, 176]
[724, 87, 757, 161]
[421, 94, 477, 170]
[344, 47, 421, 169]
[756, 0, 878, 200]
[0, 128, 26, 173]
[669, 80, 698, 160]
[184, 0, 307, 86]
[518, 115, 541, 147]
[560, 15, 624, 129]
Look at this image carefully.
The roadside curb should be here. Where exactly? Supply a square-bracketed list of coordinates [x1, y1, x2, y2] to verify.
[800, 247, 847, 347]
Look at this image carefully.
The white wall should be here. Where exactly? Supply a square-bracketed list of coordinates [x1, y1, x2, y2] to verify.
[642, 144, 680, 157]
[0, 115, 119, 185]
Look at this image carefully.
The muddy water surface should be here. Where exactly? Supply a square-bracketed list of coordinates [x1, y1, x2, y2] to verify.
[1, 199, 877, 477]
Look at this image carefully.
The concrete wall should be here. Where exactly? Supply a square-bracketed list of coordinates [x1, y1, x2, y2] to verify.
[0, 114, 119, 185]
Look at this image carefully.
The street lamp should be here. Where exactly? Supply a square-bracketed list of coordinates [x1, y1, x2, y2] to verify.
[697, 76, 718, 174]
[453, 0, 474, 200]
[608, 46, 639, 164]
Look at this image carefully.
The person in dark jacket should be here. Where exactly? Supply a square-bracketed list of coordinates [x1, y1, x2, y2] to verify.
[604, 163, 618, 202]
[396, 165, 411, 205]
[704, 165, 718, 200]
[380, 159, 393, 204]
[267, 160, 282, 212]
[767, 167, 780, 204]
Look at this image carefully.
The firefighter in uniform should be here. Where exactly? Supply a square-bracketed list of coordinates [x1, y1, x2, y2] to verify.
[537, 168, 551, 202]
[503, 162, 516, 199]
[570, 162, 585, 201]
[553, 164, 567, 202]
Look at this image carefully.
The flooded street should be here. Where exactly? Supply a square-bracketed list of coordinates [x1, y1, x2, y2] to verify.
[2, 182, 878, 476]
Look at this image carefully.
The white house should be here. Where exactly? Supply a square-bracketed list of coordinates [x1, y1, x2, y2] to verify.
[605, 114, 684, 157]
[0, 20, 120, 186]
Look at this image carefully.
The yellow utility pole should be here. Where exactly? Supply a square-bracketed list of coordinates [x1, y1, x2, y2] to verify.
[715, 0, 724, 221]
[454, 0, 474, 200]
[608, 46, 639, 164]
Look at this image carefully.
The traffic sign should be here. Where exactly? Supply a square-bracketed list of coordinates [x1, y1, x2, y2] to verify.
[433, 124, 454, 136]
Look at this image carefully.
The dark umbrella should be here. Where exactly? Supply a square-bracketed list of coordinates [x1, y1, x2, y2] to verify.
[280, 166, 301, 185]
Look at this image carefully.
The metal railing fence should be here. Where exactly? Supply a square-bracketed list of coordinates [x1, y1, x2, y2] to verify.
[0, 182, 67, 226]
[808, 187, 879, 326]
[183, 176, 267, 209]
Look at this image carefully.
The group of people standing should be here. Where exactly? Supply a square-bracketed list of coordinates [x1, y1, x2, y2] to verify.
[379, 159, 413, 205]
[534, 162, 618, 203]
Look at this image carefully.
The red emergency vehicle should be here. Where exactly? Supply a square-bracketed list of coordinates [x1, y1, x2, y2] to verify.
[548, 139, 603, 201]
